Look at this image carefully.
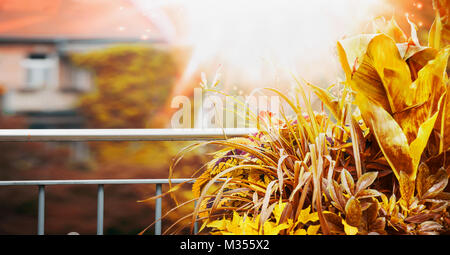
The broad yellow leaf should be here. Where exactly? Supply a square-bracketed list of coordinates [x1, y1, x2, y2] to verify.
[307, 224, 321, 235]
[352, 55, 392, 112]
[406, 46, 449, 107]
[263, 221, 289, 235]
[409, 106, 441, 173]
[298, 206, 319, 224]
[339, 34, 396, 112]
[429, 11, 443, 49]
[355, 93, 414, 180]
[338, 34, 377, 74]
[359, 34, 412, 114]
[337, 40, 352, 82]
[404, 47, 438, 80]
[342, 219, 359, 235]
[395, 47, 449, 147]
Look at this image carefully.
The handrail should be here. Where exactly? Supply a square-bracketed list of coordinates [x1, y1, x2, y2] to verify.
[0, 178, 193, 186]
[0, 128, 257, 141]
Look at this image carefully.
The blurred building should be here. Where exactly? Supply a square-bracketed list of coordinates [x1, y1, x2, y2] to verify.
[0, 0, 172, 128]
[0, 0, 178, 162]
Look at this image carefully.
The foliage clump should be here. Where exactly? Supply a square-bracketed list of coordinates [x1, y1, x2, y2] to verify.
[147, 2, 450, 235]
[72, 44, 178, 128]
[72, 44, 183, 166]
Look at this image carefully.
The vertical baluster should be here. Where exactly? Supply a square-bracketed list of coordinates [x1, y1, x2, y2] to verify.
[37, 185, 45, 235]
[194, 200, 198, 234]
[97, 184, 104, 235]
[155, 183, 162, 235]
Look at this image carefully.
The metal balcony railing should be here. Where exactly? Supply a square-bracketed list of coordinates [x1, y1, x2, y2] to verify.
[0, 128, 256, 235]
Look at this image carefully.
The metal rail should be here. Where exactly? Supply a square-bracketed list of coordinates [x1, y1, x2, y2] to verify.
[0, 128, 257, 141]
[0, 128, 256, 235]
[0, 179, 193, 186]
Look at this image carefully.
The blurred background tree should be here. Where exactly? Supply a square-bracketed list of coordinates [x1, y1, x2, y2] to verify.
[71, 44, 207, 234]
[72, 44, 177, 129]
[71, 44, 205, 169]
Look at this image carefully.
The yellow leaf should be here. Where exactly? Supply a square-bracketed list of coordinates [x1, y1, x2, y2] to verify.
[345, 197, 362, 227]
[352, 55, 391, 112]
[207, 218, 230, 230]
[409, 106, 441, 173]
[340, 168, 355, 195]
[358, 34, 412, 114]
[416, 163, 431, 198]
[293, 228, 307, 235]
[422, 168, 449, 199]
[406, 15, 421, 46]
[242, 215, 259, 235]
[337, 40, 353, 82]
[342, 219, 359, 235]
[199, 219, 210, 233]
[297, 206, 319, 224]
[263, 221, 289, 235]
[404, 47, 438, 80]
[374, 17, 408, 43]
[429, 10, 442, 49]
[307, 225, 321, 235]
[355, 93, 414, 180]
[232, 211, 241, 227]
[396, 47, 449, 144]
[192, 169, 211, 198]
[399, 171, 415, 207]
[273, 202, 287, 224]
[338, 34, 377, 73]
[439, 92, 450, 152]
[388, 194, 397, 215]
[307, 82, 341, 122]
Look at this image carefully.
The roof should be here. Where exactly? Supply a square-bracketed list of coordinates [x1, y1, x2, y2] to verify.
[0, 0, 168, 42]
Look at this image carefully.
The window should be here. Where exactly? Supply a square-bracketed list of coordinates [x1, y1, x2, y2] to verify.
[22, 53, 55, 90]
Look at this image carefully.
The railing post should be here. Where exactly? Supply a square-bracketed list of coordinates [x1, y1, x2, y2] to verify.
[37, 185, 45, 235]
[97, 184, 104, 235]
[194, 200, 198, 234]
[155, 183, 162, 235]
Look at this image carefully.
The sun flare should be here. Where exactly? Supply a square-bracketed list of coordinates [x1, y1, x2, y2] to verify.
[134, 0, 391, 92]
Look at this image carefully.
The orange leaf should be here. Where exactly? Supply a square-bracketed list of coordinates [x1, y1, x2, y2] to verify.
[345, 197, 362, 227]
